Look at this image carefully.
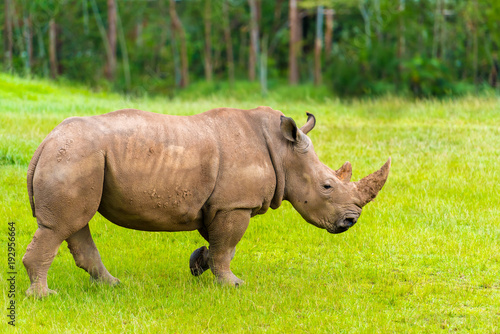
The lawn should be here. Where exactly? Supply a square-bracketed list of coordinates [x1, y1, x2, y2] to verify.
[1, 74, 499, 333]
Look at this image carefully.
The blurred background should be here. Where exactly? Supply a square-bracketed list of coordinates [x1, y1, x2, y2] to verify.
[1, 0, 499, 98]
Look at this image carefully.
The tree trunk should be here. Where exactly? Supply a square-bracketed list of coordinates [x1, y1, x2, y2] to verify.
[397, 0, 405, 76]
[268, 0, 284, 58]
[314, 6, 323, 86]
[272, 0, 284, 31]
[472, 0, 478, 87]
[374, 0, 383, 43]
[49, 19, 58, 79]
[418, 0, 425, 56]
[256, 0, 261, 22]
[289, 0, 299, 85]
[248, 0, 259, 81]
[116, 3, 130, 91]
[4, 0, 13, 71]
[35, 25, 48, 77]
[90, 0, 113, 79]
[223, 0, 235, 85]
[462, 29, 470, 80]
[105, 0, 117, 81]
[24, 15, 33, 75]
[156, 0, 168, 74]
[260, 34, 268, 95]
[83, 0, 90, 35]
[440, 0, 446, 61]
[11, 4, 25, 59]
[135, 20, 143, 48]
[359, 2, 371, 50]
[324, 9, 334, 58]
[169, 0, 189, 87]
[432, 0, 441, 59]
[472, 23, 478, 87]
[203, 0, 213, 81]
[170, 20, 181, 86]
[489, 54, 498, 88]
[238, 27, 247, 71]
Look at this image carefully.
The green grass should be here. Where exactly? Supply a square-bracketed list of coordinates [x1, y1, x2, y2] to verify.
[1, 73, 499, 333]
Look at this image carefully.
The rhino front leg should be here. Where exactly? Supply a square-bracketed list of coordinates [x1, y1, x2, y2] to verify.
[205, 209, 250, 286]
[189, 246, 209, 276]
[190, 245, 237, 277]
[189, 227, 210, 276]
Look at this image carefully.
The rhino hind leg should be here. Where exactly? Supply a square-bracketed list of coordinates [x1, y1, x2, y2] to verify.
[23, 227, 64, 298]
[66, 224, 119, 285]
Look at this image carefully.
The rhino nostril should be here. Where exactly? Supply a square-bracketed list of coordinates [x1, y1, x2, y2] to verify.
[344, 217, 357, 227]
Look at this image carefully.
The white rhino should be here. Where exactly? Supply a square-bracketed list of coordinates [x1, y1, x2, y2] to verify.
[23, 106, 390, 297]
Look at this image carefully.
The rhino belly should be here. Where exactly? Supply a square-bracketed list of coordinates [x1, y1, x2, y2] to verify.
[98, 187, 205, 232]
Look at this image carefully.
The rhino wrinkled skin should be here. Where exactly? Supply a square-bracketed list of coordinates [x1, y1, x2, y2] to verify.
[23, 106, 390, 297]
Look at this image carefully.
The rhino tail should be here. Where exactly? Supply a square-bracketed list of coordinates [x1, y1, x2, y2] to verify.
[27, 141, 46, 218]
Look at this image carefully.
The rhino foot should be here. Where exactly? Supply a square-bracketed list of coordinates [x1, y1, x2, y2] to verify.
[26, 284, 57, 299]
[90, 275, 121, 286]
[190, 246, 210, 276]
[216, 272, 244, 287]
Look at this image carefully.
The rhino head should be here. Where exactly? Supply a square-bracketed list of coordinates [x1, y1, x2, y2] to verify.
[280, 113, 390, 234]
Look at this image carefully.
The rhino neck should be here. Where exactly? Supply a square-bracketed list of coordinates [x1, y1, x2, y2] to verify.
[263, 119, 286, 210]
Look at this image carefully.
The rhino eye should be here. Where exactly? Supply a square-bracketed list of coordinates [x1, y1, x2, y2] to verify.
[323, 184, 332, 190]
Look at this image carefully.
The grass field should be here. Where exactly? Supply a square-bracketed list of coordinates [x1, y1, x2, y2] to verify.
[1, 73, 499, 333]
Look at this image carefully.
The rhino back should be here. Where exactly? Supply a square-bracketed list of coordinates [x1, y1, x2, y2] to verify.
[34, 107, 284, 232]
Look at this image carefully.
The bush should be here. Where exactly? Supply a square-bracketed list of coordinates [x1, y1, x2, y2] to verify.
[404, 56, 454, 98]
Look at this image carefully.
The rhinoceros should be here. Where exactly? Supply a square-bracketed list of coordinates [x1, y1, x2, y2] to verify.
[23, 106, 390, 297]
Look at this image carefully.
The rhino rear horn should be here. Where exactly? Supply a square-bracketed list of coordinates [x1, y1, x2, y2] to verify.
[335, 161, 352, 182]
[300, 112, 316, 134]
[354, 158, 391, 207]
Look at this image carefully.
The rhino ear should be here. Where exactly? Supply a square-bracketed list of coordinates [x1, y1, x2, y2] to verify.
[300, 112, 316, 135]
[335, 161, 352, 182]
[280, 116, 300, 142]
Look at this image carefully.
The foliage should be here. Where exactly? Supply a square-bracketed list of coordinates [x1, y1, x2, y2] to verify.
[1, 74, 500, 332]
[0, 0, 499, 97]
[404, 56, 453, 97]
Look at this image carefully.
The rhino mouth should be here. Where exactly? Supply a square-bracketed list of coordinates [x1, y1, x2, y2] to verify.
[327, 226, 350, 234]
[327, 216, 358, 234]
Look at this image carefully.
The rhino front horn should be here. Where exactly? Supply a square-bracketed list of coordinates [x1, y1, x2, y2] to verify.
[354, 158, 391, 207]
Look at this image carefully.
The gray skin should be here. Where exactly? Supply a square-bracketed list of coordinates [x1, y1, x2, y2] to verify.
[23, 106, 390, 298]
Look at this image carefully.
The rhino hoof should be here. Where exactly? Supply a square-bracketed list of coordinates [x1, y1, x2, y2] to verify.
[26, 285, 57, 299]
[217, 275, 244, 287]
[190, 246, 209, 276]
[90, 276, 121, 286]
